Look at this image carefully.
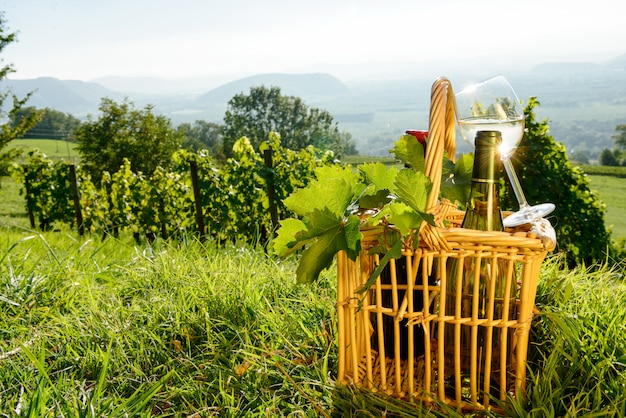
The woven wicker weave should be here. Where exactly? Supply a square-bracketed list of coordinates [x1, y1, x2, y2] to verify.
[336, 77, 553, 411]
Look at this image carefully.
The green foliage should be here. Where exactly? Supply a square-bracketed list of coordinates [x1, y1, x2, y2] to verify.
[11, 136, 335, 244]
[569, 149, 590, 165]
[501, 97, 612, 266]
[75, 98, 184, 182]
[613, 124, 626, 151]
[0, 16, 41, 175]
[9, 150, 76, 229]
[177, 119, 224, 158]
[599, 147, 620, 166]
[222, 85, 353, 158]
[1, 230, 624, 416]
[579, 164, 626, 177]
[274, 134, 468, 284]
[274, 165, 364, 284]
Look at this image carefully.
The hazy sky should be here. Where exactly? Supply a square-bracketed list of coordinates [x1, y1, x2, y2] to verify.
[2, 0, 625, 85]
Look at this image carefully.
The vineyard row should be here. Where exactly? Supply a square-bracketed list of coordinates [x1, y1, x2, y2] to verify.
[10, 137, 337, 244]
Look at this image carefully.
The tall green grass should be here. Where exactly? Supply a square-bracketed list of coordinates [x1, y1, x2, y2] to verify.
[0, 230, 337, 416]
[1, 228, 625, 417]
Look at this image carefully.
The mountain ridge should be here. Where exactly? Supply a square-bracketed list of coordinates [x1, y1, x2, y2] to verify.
[2, 72, 350, 119]
[3, 55, 626, 156]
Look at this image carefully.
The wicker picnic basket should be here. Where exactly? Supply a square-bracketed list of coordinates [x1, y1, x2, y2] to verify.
[335, 77, 554, 411]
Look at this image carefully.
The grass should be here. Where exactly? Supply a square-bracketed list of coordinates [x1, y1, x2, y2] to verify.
[0, 176, 30, 230]
[0, 227, 625, 417]
[0, 230, 338, 416]
[588, 174, 626, 244]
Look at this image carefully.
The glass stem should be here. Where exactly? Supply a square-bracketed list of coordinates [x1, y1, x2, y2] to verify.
[502, 157, 529, 209]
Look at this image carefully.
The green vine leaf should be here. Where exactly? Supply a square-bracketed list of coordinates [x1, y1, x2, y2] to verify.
[357, 239, 403, 294]
[359, 162, 398, 193]
[284, 166, 359, 218]
[274, 165, 364, 283]
[391, 134, 426, 172]
[441, 152, 473, 206]
[294, 213, 361, 284]
[394, 168, 431, 214]
[272, 218, 309, 256]
[388, 202, 428, 237]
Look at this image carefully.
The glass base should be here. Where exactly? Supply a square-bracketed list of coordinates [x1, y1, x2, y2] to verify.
[503, 203, 556, 228]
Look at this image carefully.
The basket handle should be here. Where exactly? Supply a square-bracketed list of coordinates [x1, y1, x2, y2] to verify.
[419, 77, 457, 250]
[426, 77, 456, 208]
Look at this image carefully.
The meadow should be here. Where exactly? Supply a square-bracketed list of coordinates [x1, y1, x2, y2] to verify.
[7, 139, 79, 164]
[588, 174, 626, 244]
[1, 141, 625, 416]
[0, 225, 624, 417]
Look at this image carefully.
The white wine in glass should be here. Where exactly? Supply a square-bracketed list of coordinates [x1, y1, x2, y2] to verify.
[455, 75, 555, 227]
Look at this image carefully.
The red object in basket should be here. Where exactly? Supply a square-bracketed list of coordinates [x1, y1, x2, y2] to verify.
[405, 130, 428, 153]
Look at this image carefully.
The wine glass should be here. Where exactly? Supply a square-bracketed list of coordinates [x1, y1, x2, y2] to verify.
[455, 75, 555, 227]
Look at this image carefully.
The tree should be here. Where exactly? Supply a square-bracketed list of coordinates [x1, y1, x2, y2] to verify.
[500, 97, 612, 267]
[570, 149, 590, 165]
[222, 85, 348, 157]
[0, 15, 41, 175]
[75, 98, 183, 182]
[177, 120, 223, 158]
[11, 106, 82, 139]
[613, 124, 626, 151]
[599, 148, 619, 166]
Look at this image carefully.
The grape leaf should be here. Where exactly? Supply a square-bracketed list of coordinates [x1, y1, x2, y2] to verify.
[391, 134, 426, 172]
[273, 218, 309, 256]
[284, 166, 358, 218]
[343, 214, 363, 254]
[294, 214, 362, 284]
[367, 226, 402, 255]
[394, 168, 431, 214]
[440, 152, 473, 206]
[359, 162, 398, 193]
[358, 189, 391, 210]
[388, 201, 428, 237]
[356, 239, 403, 294]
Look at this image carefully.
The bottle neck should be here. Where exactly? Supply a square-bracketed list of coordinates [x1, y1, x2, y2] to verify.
[462, 131, 504, 232]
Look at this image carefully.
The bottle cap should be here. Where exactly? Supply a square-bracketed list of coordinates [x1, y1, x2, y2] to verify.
[475, 130, 502, 148]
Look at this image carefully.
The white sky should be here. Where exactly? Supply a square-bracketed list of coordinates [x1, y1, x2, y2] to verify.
[2, 0, 625, 85]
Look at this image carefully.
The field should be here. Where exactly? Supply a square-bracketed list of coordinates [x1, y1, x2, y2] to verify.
[0, 225, 625, 416]
[1, 140, 625, 415]
[588, 174, 626, 243]
[7, 138, 79, 164]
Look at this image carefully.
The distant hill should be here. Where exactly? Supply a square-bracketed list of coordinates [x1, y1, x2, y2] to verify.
[194, 73, 349, 106]
[605, 53, 626, 70]
[531, 55, 626, 74]
[2, 57, 626, 156]
[1, 77, 123, 117]
[531, 62, 601, 74]
[2, 73, 350, 122]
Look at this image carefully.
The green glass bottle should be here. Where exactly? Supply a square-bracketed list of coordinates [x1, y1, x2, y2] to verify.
[444, 130, 515, 403]
[461, 130, 504, 232]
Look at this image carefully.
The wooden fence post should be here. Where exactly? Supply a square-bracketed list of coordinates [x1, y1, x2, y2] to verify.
[189, 160, 206, 241]
[69, 165, 84, 235]
[22, 166, 36, 229]
[263, 149, 279, 236]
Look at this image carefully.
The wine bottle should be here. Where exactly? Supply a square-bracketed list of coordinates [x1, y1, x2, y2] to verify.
[461, 130, 504, 231]
[444, 130, 515, 401]
[372, 129, 432, 361]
